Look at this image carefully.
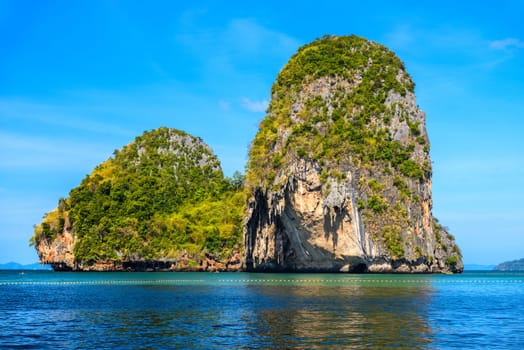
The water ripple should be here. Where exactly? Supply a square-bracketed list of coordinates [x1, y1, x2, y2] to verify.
[1, 271, 523, 349]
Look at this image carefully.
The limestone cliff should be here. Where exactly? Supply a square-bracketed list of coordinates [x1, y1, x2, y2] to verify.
[33, 209, 75, 271]
[244, 35, 463, 273]
[31, 127, 244, 271]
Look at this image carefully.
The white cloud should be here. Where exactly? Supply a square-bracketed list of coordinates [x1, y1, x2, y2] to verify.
[489, 38, 524, 50]
[240, 97, 268, 113]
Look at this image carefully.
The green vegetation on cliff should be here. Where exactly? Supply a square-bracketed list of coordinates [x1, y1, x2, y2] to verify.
[247, 35, 425, 189]
[31, 127, 246, 266]
[31, 34, 462, 273]
[244, 34, 461, 268]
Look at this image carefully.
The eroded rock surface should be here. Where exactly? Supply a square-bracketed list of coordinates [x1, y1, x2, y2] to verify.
[244, 35, 462, 273]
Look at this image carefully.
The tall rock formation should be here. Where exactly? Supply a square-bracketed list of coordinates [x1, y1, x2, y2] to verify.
[244, 35, 463, 273]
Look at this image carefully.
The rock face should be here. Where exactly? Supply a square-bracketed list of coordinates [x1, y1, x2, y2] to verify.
[31, 127, 244, 271]
[31, 36, 463, 274]
[34, 215, 75, 271]
[244, 35, 463, 273]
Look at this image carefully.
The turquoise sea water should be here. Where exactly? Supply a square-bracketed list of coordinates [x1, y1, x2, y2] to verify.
[1, 271, 523, 349]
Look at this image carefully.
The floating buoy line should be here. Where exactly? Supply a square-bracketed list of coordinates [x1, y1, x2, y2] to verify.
[1, 278, 522, 286]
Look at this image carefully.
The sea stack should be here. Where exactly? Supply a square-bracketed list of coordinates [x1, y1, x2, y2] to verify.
[244, 35, 463, 273]
[31, 127, 245, 271]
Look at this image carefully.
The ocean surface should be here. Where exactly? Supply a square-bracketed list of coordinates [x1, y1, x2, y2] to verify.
[1, 271, 523, 349]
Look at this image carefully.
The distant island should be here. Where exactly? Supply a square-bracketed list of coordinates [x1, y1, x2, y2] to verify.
[0, 262, 52, 270]
[493, 258, 524, 271]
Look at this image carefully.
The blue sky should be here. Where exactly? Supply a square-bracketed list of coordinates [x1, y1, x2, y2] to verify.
[1, 1, 522, 265]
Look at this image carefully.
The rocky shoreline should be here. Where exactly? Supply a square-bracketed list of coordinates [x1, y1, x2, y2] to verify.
[50, 251, 243, 272]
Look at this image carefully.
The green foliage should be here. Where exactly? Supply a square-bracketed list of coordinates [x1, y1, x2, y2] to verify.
[30, 197, 71, 246]
[245, 35, 425, 189]
[227, 171, 245, 189]
[32, 127, 246, 265]
[393, 176, 411, 198]
[433, 217, 442, 243]
[407, 120, 421, 136]
[382, 225, 405, 259]
[147, 190, 247, 260]
[445, 256, 458, 269]
[399, 160, 424, 179]
[367, 179, 385, 193]
[367, 195, 389, 214]
[275, 35, 411, 96]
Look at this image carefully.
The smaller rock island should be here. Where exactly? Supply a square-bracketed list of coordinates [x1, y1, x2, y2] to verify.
[31, 127, 245, 271]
